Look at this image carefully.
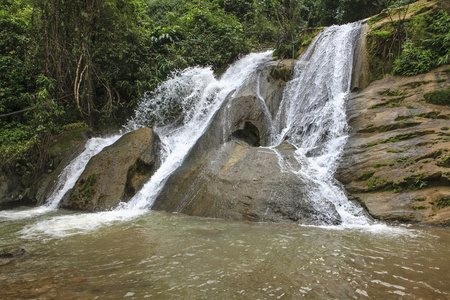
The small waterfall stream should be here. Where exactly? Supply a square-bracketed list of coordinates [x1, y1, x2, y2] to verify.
[4, 23, 371, 237]
[270, 22, 369, 225]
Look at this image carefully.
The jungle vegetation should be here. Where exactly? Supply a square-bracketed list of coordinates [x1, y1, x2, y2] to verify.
[0, 0, 449, 177]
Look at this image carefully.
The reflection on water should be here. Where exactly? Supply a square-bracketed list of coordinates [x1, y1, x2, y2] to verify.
[0, 211, 449, 299]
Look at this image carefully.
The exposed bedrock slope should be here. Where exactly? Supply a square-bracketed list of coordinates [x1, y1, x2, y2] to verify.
[337, 65, 450, 225]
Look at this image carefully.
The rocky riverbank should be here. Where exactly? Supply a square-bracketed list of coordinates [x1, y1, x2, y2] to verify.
[337, 66, 450, 225]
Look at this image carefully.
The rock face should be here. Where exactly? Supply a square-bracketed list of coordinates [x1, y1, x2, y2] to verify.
[153, 60, 341, 225]
[0, 126, 92, 209]
[337, 66, 450, 225]
[153, 141, 341, 224]
[62, 127, 160, 211]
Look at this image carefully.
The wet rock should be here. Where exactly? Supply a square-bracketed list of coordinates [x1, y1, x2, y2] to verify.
[337, 66, 450, 225]
[63, 127, 161, 211]
[153, 59, 340, 225]
[154, 141, 341, 225]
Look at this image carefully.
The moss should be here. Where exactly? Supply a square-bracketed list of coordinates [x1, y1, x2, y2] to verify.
[437, 114, 450, 120]
[380, 130, 435, 143]
[401, 80, 431, 89]
[359, 122, 422, 133]
[374, 163, 388, 168]
[367, 176, 393, 192]
[415, 141, 432, 147]
[441, 127, 449, 131]
[437, 154, 450, 167]
[414, 197, 426, 202]
[387, 149, 404, 153]
[394, 111, 441, 121]
[80, 173, 97, 198]
[125, 158, 154, 196]
[369, 96, 407, 109]
[412, 205, 427, 210]
[435, 196, 450, 209]
[424, 88, 450, 106]
[378, 88, 405, 97]
[364, 142, 378, 148]
[270, 65, 291, 82]
[397, 156, 409, 162]
[357, 171, 375, 181]
[48, 125, 91, 157]
[393, 174, 428, 192]
[416, 149, 445, 162]
[368, 11, 389, 25]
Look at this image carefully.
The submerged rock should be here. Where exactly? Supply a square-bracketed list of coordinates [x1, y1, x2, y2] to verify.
[0, 248, 26, 258]
[62, 127, 160, 211]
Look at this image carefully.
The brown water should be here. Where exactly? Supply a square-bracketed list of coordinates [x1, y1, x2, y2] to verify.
[0, 210, 449, 299]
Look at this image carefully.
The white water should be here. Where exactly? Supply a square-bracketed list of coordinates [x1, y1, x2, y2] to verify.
[271, 23, 369, 226]
[0, 135, 121, 221]
[19, 51, 274, 238]
[8, 23, 373, 238]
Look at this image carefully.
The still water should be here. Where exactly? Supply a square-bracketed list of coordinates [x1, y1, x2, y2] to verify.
[0, 210, 448, 299]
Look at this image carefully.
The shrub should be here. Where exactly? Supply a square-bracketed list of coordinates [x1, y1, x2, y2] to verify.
[393, 41, 433, 76]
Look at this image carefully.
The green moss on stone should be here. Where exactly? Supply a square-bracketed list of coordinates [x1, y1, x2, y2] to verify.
[357, 171, 375, 181]
[412, 205, 427, 210]
[380, 130, 435, 144]
[424, 88, 450, 106]
[435, 196, 450, 209]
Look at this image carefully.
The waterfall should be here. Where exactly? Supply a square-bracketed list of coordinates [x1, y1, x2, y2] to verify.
[272, 22, 369, 225]
[0, 135, 121, 221]
[8, 22, 371, 237]
[18, 51, 274, 237]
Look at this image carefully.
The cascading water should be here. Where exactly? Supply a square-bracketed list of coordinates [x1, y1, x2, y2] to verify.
[0, 135, 121, 221]
[18, 51, 274, 237]
[6, 22, 371, 237]
[271, 22, 369, 225]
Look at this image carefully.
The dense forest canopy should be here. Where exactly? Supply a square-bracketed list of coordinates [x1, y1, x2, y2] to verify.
[0, 0, 449, 177]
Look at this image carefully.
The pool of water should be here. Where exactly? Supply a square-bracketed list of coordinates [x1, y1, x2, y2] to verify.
[0, 210, 449, 299]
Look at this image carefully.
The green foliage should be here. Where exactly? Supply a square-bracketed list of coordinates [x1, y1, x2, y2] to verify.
[393, 41, 433, 76]
[173, 3, 249, 68]
[368, 7, 450, 81]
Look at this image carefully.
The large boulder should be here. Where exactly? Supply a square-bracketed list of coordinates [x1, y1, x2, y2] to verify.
[153, 141, 341, 225]
[153, 59, 340, 224]
[337, 66, 450, 225]
[63, 127, 160, 211]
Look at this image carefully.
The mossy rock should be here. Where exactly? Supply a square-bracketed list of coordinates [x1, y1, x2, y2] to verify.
[424, 88, 450, 106]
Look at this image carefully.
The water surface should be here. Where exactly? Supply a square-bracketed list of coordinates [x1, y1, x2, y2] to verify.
[1, 211, 448, 299]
